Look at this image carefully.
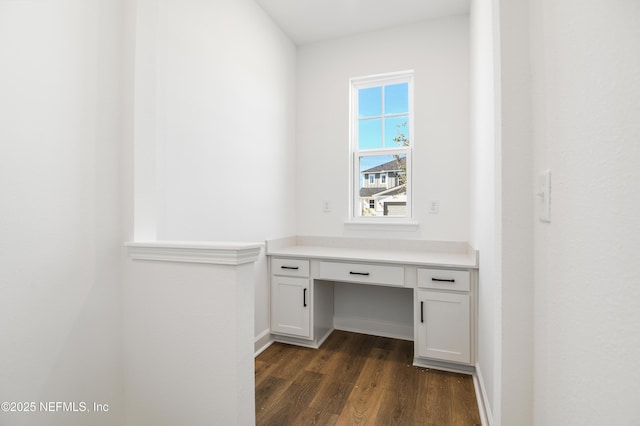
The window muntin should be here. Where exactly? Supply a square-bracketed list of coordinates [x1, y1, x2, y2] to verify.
[351, 72, 413, 220]
[357, 82, 410, 151]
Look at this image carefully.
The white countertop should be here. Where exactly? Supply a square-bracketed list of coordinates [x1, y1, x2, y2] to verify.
[266, 236, 478, 269]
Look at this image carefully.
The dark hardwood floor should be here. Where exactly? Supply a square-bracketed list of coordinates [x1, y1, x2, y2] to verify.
[255, 330, 481, 425]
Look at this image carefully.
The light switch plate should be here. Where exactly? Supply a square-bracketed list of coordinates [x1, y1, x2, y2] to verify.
[429, 200, 439, 214]
[538, 170, 551, 222]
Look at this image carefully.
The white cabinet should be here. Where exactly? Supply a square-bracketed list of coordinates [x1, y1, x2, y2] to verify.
[416, 290, 471, 364]
[271, 275, 310, 338]
[414, 268, 474, 366]
[267, 243, 477, 370]
[270, 258, 311, 339]
[270, 257, 334, 347]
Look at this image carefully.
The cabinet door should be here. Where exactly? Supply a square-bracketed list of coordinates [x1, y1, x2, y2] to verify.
[416, 290, 470, 364]
[271, 276, 311, 338]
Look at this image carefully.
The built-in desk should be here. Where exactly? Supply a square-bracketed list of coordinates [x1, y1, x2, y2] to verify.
[266, 236, 479, 373]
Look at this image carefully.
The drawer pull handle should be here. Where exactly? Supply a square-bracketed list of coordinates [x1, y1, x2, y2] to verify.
[349, 271, 370, 276]
[420, 301, 424, 323]
[303, 288, 307, 307]
[281, 266, 299, 270]
[432, 278, 455, 283]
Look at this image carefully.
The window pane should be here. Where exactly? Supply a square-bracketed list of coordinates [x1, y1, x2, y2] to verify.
[384, 83, 409, 114]
[357, 154, 407, 217]
[384, 116, 409, 147]
[358, 87, 382, 117]
[358, 118, 382, 150]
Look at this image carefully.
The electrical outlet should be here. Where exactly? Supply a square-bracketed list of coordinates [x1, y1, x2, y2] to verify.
[429, 200, 439, 214]
[322, 200, 331, 213]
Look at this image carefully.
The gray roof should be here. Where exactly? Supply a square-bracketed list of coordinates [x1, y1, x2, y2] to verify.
[359, 185, 406, 197]
[360, 187, 385, 197]
[362, 156, 406, 174]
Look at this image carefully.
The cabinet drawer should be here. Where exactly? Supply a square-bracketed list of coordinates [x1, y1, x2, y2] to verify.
[319, 261, 404, 287]
[272, 258, 310, 277]
[417, 268, 470, 292]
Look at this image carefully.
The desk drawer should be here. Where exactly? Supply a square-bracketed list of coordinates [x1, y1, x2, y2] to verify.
[417, 268, 470, 292]
[272, 258, 310, 277]
[319, 261, 404, 287]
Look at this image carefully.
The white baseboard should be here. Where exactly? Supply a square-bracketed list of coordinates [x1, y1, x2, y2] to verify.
[474, 363, 493, 426]
[254, 328, 273, 357]
[412, 357, 475, 375]
[333, 316, 413, 341]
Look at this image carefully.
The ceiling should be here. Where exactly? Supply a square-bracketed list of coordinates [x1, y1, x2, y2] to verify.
[254, 0, 471, 45]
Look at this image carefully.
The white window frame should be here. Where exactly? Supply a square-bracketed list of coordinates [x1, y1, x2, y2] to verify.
[349, 71, 414, 222]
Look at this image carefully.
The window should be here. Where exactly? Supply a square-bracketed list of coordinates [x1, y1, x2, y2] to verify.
[350, 71, 413, 219]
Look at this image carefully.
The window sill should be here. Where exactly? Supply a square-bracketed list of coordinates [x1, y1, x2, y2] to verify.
[344, 220, 420, 232]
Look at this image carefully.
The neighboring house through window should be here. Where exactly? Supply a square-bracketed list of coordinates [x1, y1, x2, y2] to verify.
[350, 71, 413, 219]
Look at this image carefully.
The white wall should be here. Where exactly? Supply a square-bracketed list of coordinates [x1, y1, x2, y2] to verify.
[124, 2, 297, 422]
[497, 0, 535, 423]
[469, 0, 501, 423]
[153, 0, 296, 244]
[529, 1, 640, 424]
[0, 1, 124, 425]
[128, 0, 297, 352]
[472, 1, 536, 424]
[123, 259, 256, 425]
[492, 0, 640, 424]
[296, 16, 470, 242]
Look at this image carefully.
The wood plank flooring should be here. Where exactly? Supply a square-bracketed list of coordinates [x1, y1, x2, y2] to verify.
[255, 330, 481, 425]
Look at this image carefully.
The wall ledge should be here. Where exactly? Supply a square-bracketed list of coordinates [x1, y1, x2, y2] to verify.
[125, 241, 263, 265]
